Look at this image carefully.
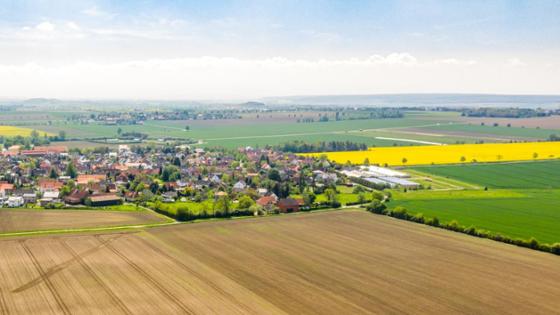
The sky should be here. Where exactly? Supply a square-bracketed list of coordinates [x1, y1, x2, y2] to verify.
[0, 0, 559, 100]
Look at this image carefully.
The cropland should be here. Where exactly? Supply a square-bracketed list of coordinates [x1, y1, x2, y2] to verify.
[0, 125, 52, 137]
[0, 209, 169, 234]
[389, 160, 560, 244]
[307, 141, 560, 166]
[1, 211, 560, 314]
[10, 109, 559, 149]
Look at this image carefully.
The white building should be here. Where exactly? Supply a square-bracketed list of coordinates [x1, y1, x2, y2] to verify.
[7, 196, 24, 207]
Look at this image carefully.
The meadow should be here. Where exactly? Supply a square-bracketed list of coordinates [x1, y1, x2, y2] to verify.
[1, 211, 560, 314]
[309, 141, 560, 165]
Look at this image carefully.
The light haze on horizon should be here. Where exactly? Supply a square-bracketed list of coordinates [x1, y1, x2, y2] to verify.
[1, 0, 559, 100]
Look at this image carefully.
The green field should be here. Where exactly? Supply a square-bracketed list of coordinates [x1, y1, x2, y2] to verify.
[411, 160, 560, 189]
[391, 190, 560, 244]
[392, 160, 560, 244]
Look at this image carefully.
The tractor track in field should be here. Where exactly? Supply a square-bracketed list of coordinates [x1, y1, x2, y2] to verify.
[19, 240, 70, 315]
[95, 235, 195, 315]
[60, 239, 132, 315]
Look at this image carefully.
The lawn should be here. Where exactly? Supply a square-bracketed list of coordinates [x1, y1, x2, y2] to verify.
[411, 160, 560, 189]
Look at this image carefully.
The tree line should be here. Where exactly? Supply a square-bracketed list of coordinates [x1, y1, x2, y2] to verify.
[273, 140, 367, 153]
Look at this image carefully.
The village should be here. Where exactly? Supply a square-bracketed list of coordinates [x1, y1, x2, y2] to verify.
[0, 143, 404, 219]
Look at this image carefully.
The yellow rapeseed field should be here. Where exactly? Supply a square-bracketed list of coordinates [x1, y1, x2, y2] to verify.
[0, 125, 52, 137]
[304, 141, 560, 166]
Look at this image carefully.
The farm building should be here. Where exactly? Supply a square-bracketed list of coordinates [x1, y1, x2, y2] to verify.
[277, 198, 300, 213]
[87, 194, 122, 206]
[378, 177, 420, 189]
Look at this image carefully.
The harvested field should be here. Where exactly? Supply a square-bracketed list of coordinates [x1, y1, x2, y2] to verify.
[458, 115, 560, 130]
[1, 210, 560, 314]
[0, 209, 167, 234]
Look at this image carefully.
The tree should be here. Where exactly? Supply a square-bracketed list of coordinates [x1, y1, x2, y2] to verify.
[363, 158, 370, 165]
[117, 127, 122, 136]
[533, 152, 539, 159]
[185, 125, 190, 131]
[161, 165, 179, 182]
[65, 162, 77, 178]
[176, 207, 190, 221]
[49, 168, 58, 179]
[460, 156, 466, 162]
[302, 191, 316, 206]
[366, 200, 386, 214]
[357, 192, 366, 204]
[268, 169, 281, 181]
[402, 157, 408, 165]
[30, 129, 39, 139]
[371, 190, 384, 201]
[214, 196, 231, 217]
[58, 130, 66, 140]
[324, 188, 340, 207]
[237, 195, 255, 210]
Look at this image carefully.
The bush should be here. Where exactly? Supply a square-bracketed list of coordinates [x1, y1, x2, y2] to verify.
[551, 243, 560, 255]
[412, 213, 425, 224]
[176, 207, 190, 221]
[425, 217, 440, 227]
[365, 200, 386, 214]
[389, 207, 408, 219]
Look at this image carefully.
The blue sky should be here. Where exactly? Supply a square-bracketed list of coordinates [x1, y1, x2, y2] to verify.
[0, 0, 559, 99]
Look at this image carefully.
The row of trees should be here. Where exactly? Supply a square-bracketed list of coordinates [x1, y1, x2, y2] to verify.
[274, 140, 368, 153]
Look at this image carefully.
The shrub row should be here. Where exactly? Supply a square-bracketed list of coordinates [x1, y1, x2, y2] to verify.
[151, 205, 254, 222]
[367, 206, 560, 256]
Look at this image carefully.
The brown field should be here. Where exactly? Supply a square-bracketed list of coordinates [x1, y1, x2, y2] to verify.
[457, 115, 560, 130]
[0, 210, 559, 314]
[0, 209, 167, 234]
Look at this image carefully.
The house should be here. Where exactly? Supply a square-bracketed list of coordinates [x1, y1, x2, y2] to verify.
[277, 198, 300, 213]
[214, 191, 228, 199]
[43, 191, 60, 199]
[65, 189, 89, 205]
[76, 174, 106, 185]
[256, 195, 278, 210]
[37, 178, 63, 193]
[6, 196, 24, 207]
[257, 188, 268, 196]
[0, 182, 14, 197]
[233, 180, 247, 192]
[124, 191, 139, 202]
[87, 194, 122, 206]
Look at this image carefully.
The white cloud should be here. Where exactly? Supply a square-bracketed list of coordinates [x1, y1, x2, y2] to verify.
[0, 53, 557, 100]
[507, 58, 526, 67]
[36, 22, 55, 32]
[66, 22, 80, 31]
[82, 6, 114, 18]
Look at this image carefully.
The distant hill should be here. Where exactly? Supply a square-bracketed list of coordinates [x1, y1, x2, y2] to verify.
[261, 93, 560, 108]
[238, 101, 266, 108]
